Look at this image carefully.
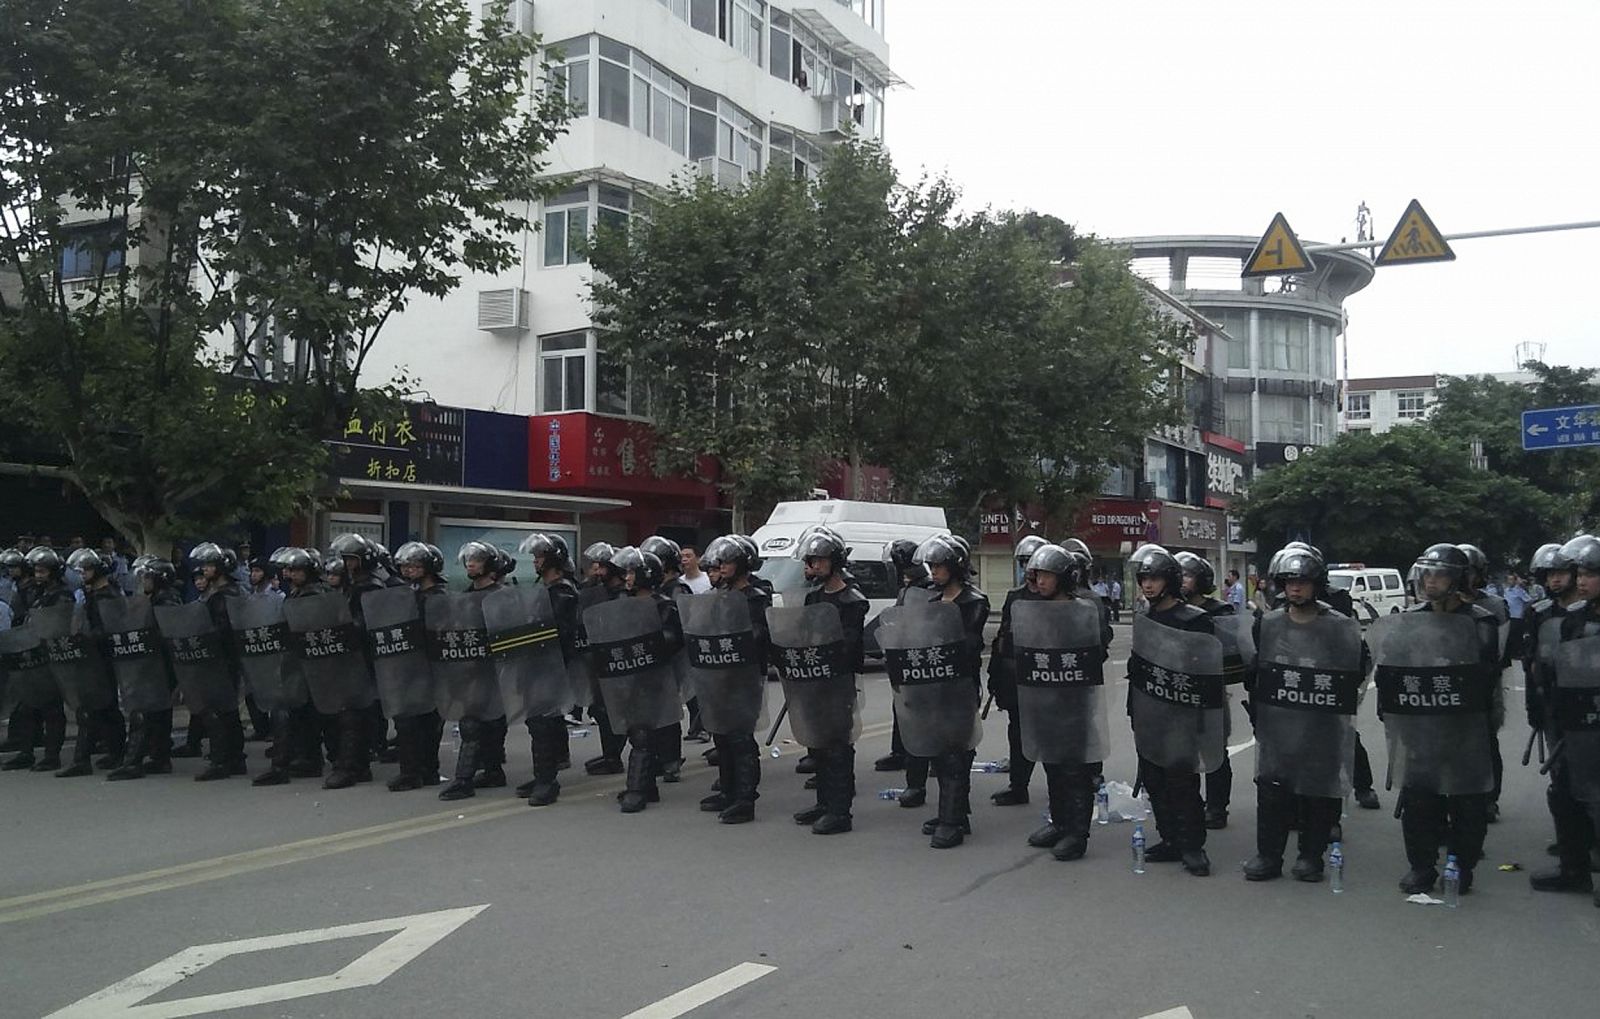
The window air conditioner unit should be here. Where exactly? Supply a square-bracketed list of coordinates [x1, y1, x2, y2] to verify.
[477, 287, 530, 331]
[482, 0, 535, 36]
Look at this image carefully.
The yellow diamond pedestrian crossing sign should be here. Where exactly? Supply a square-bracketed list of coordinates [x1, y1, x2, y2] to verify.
[1375, 199, 1456, 266]
[1242, 212, 1315, 278]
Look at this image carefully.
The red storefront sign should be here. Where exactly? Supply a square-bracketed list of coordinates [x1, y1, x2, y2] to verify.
[528, 413, 717, 500]
[1072, 499, 1161, 550]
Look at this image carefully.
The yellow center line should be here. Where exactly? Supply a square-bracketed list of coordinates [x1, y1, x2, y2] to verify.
[0, 717, 897, 925]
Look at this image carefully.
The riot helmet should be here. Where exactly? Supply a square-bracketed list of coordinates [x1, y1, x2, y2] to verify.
[0, 548, 24, 577]
[1024, 543, 1078, 595]
[582, 541, 617, 572]
[1130, 544, 1182, 601]
[913, 534, 969, 584]
[329, 532, 381, 575]
[188, 541, 231, 580]
[1013, 535, 1048, 570]
[1413, 543, 1470, 600]
[67, 547, 110, 581]
[1530, 542, 1567, 591]
[1271, 545, 1325, 606]
[885, 539, 922, 586]
[132, 555, 178, 591]
[702, 535, 753, 580]
[798, 529, 850, 580]
[1562, 534, 1600, 604]
[1455, 543, 1489, 591]
[613, 546, 664, 592]
[26, 545, 63, 578]
[1175, 551, 1216, 598]
[640, 536, 682, 576]
[276, 547, 321, 587]
[394, 541, 445, 580]
[322, 552, 348, 586]
[519, 533, 573, 575]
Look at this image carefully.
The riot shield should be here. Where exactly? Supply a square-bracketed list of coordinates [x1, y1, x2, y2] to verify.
[877, 601, 981, 757]
[1477, 592, 1512, 659]
[1370, 611, 1495, 796]
[483, 584, 570, 723]
[1009, 599, 1109, 765]
[229, 595, 307, 713]
[282, 592, 375, 714]
[769, 603, 859, 749]
[1253, 609, 1364, 798]
[424, 591, 501, 720]
[676, 590, 765, 736]
[154, 601, 238, 713]
[583, 596, 681, 734]
[569, 585, 616, 712]
[0, 624, 59, 710]
[98, 595, 173, 714]
[1552, 636, 1600, 804]
[1127, 614, 1227, 773]
[32, 602, 116, 711]
[1214, 612, 1257, 674]
[361, 586, 435, 718]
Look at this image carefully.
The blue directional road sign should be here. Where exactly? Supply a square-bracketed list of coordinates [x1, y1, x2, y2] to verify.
[1522, 404, 1600, 450]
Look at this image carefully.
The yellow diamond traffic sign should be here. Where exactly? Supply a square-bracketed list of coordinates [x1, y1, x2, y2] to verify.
[1375, 199, 1456, 266]
[1242, 212, 1315, 278]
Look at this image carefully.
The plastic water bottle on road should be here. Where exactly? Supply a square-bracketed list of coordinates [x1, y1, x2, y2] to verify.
[1328, 841, 1344, 894]
[770, 746, 781, 759]
[970, 760, 1002, 773]
[1131, 823, 1146, 874]
[1442, 854, 1461, 909]
[1095, 781, 1110, 825]
[877, 788, 905, 801]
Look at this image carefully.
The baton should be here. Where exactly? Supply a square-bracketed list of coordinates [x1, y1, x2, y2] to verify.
[1384, 753, 1393, 793]
[764, 700, 789, 746]
[1539, 737, 1564, 775]
[1538, 729, 1547, 765]
[1521, 726, 1539, 768]
[980, 692, 994, 720]
[1393, 787, 1404, 821]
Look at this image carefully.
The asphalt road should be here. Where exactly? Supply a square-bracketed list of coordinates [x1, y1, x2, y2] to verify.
[3, 625, 1596, 1019]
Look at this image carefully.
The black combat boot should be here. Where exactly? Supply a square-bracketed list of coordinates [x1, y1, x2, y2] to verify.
[718, 736, 759, 824]
[524, 716, 563, 806]
[701, 733, 735, 812]
[1027, 766, 1071, 848]
[586, 702, 625, 774]
[196, 711, 247, 781]
[1204, 758, 1232, 829]
[619, 730, 659, 814]
[991, 712, 1032, 806]
[93, 708, 127, 770]
[1292, 796, 1342, 882]
[323, 708, 372, 789]
[929, 754, 970, 849]
[440, 717, 481, 800]
[899, 755, 929, 809]
[143, 709, 174, 774]
[254, 709, 295, 786]
[1398, 791, 1442, 893]
[108, 711, 150, 781]
[1531, 783, 1596, 892]
[1052, 768, 1095, 862]
[3, 706, 42, 771]
[473, 715, 507, 788]
[386, 715, 425, 792]
[812, 747, 855, 835]
[55, 708, 96, 777]
[1244, 780, 1292, 881]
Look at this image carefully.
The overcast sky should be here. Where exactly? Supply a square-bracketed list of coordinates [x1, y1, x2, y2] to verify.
[882, 0, 1600, 379]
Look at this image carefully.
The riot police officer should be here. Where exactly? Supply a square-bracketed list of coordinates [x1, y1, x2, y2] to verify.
[59, 548, 128, 776]
[1382, 543, 1501, 895]
[1458, 543, 1510, 822]
[186, 542, 248, 781]
[331, 533, 393, 779]
[1013, 544, 1113, 860]
[439, 541, 507, 800]
[580, 542, 629, 776]
[515, 533, 581, 806]
[386, 542, 448, 792]
[696, 535, 771, 823]
[786, 529, 869, 834]
[875, 537, 932, 810]
[986, 535, 1048, 808]
[1529, 534, 1600, 902]
[1178, 552, 1245, 830]
[1, 547, 72, 772]
[106, 557, 182, 779]
[1243, 546, 1369, 882]
[1127, 544, 1220, 876]
[903, 535, 990, 849]
[611, 546, 684, 812]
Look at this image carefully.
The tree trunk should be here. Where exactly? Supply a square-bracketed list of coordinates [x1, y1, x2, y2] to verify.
[849, 442, 862, 500]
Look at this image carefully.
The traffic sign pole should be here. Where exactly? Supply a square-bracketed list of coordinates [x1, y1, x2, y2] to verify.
[1305, 219, 1600, 255]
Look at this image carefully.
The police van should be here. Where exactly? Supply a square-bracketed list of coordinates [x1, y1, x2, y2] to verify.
[753, 499, 949, 661]
[1327, 565, 1409, 617]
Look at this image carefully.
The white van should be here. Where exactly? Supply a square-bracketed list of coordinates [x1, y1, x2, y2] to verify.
[1327, 566, 1409, 617]
[752, 499, 949, 628]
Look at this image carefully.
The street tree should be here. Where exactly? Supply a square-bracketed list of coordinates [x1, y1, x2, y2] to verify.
[0, 0, 569, 551]
[1235, 424, 1559, 569]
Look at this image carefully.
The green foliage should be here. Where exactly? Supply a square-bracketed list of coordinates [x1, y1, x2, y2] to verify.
[588, 140, 1187, 527]
[1235, 424, 1561, 569]
[0, 0, 570, 551]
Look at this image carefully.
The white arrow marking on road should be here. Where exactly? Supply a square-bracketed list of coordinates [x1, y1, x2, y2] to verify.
[617, 962, 777, 1019]
[1527, 424, 1549, 435]
[1226, 737, 1256, 758]
[1138, 1008, 1197, 1019]
[43, 904, 488, 1019]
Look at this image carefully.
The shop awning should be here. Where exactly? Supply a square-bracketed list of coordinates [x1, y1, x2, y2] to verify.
[338, 478, 630, 515]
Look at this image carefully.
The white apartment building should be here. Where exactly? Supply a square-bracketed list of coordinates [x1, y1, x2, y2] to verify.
[369, 0, 895, 417]
[1340, 374, 1440, 434]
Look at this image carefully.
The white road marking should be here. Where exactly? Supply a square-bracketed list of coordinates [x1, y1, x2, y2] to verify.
[43, 904, 488, 1019]
[617, 962, 777, 1019]
[1138, 1008, 1196, 1019]
[1226, 737, 1256, 758]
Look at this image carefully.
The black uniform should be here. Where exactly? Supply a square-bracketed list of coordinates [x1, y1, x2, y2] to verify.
[196, 577, 248, 779]
[795, 581, 870, 827]
[451, 580, 505, 794]
[384, 581, 445, 791]
[519, 573, 579, 804]
[987, 585, 1044, 804]
[70, 583, 129, 773]
[1029, 592, 1114, 859]
[265, 580, 334, 782]
[705, 580, 770, 819]
[3, 580, 71, 770]
[887, 577, 938, 803]
[1135, 600, 1216, 859]
[1197, 596, 1241, 826]
[1534, 599, 1600, 892]
[582, 578, 628, 772]
[917, 582, 991, 841]
[1, 576, 38, 757]
[1397, 601, 1501, 886]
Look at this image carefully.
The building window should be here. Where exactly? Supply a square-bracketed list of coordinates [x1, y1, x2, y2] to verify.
[1345, 392, 1371, 420]
[539, 332, 588, 413]
[59, 224, 126, 280]
[546, 37, 591, 115]
[1259, 315, 1310, 373]
[769, 126, 824, 178]
[597, 342, 652, 419]
[543, 187, 590, 267]
[683, 0, 765, 65]
[1258, 394, 1311, 444]
[1396, 390, 1428, 419]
